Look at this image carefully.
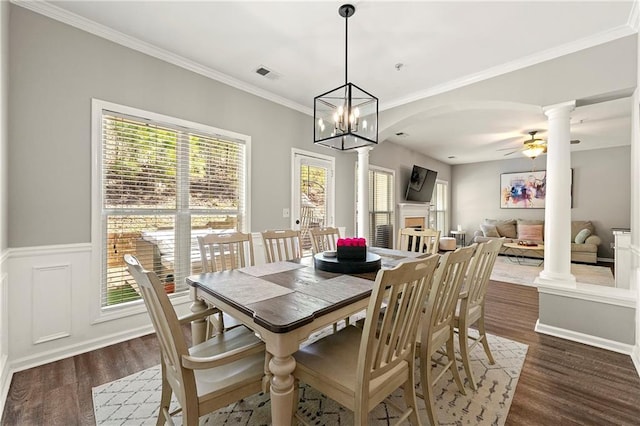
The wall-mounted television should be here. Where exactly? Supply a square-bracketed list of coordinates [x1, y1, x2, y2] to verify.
[405, 165, 438, 203]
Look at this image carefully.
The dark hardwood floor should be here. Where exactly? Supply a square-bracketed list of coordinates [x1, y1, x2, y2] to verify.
[2, 280, 639, 425]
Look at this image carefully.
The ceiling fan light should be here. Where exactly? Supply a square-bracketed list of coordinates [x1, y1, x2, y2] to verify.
[522, 146, 545, 158]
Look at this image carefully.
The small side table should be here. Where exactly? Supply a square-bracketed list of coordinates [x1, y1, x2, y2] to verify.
[450, 230, 466, 247]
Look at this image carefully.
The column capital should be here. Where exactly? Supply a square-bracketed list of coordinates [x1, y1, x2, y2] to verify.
[543, 100, 576, 118]
[355, 146, 373, 156]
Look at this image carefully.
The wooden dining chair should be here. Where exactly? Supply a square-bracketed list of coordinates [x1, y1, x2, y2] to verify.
[309, 226, 349, 332]
[124, 254, 266, 426]
[293, 254, 441, 425]
[197, 231, 255, 334]
[309, 226, 340, 254]
[261, 229, 303, 262]
[416, 244, 476, 426]
[398, 227, 441, 254]
[455, 238, 502, 390]
[197, 231, 255, 272]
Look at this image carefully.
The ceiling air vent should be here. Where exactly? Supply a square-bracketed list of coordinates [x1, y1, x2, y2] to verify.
[255, 65, 280, 80]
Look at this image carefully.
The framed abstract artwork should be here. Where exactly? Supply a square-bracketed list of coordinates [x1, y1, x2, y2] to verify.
[500, 170, 547, 209]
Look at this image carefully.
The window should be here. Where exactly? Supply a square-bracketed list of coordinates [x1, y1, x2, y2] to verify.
[93, 100, 250, 310]
[368, 166, 395, 248]
[429, 180, 448, 236]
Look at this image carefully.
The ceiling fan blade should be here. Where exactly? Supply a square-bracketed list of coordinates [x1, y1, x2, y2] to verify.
[497, 146, 519, 151]
[503, 150, 518, 156]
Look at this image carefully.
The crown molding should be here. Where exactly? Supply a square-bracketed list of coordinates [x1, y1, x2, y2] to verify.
[381, 24, 637, 112]
[12, 1, 637, 116]
[11, 0, 313, 116]
[628, 0, 640, 31]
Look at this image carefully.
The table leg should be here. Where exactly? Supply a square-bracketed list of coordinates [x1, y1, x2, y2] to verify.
[269, 354, 297, 426]
[190, 290, 209, 345]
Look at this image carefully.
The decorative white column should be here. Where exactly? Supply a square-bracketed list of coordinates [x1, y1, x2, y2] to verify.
[536, 101, 576, 287]
[356, 147, 371, 238]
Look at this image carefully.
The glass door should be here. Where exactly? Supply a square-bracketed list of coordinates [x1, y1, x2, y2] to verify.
[292, 149, 335, 255]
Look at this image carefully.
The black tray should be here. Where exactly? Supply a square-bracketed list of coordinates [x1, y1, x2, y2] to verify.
[314, 252, 381, 274]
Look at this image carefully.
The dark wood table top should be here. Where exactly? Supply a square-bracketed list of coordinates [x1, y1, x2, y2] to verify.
[186, 246, 429, 334]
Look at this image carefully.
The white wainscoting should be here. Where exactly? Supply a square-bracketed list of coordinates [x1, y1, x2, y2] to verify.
[0, 250, 10, 417]
[32, 263, 72, 344]
[6, 243, 166, 373]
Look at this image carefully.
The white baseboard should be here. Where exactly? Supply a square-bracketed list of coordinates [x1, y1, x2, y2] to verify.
[10, 324, 154, 373]
[632, 345, 640, 378]
[535, 319, 634, 355]
[0, 353, 11, 419]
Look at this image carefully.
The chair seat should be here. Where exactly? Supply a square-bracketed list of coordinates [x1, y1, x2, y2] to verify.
[453, 301, 482, 326]
[294, 326, 410, 411]
[189, 327, 265, 400]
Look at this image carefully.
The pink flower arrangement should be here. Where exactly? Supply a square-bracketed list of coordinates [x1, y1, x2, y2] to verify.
[337, 238, 366, 247]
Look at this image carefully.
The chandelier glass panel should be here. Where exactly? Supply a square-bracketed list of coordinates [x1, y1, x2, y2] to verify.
[314, 4, 378, 151]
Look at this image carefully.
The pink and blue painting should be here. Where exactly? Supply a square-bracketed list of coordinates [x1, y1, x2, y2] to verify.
[500, 171, 546, 209]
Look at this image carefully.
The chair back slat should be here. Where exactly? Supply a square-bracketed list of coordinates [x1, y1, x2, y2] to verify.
[124, 254, 195, 406]
[465, 238, 503, 307]
[309, 227, 340, 254]
[358, 255, 440, 382]
[427, 245, 476, 334]
[198, 232, 255, 272]
[398, 227, 441, 254]
[261, 229, 303, 263]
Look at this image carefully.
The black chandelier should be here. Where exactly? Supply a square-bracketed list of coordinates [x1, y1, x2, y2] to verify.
[313, 4, 378, 151]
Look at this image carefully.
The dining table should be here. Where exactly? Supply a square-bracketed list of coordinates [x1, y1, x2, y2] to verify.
[186, 246, 429, 426]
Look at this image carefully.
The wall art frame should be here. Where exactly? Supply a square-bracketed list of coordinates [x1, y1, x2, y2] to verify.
[500, 170, 547, 209]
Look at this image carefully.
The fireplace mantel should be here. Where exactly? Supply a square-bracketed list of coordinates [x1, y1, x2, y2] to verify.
[397, 202, 430, 248]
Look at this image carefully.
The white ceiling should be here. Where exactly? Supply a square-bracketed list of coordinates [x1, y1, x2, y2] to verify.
[28, 0, 639, 164]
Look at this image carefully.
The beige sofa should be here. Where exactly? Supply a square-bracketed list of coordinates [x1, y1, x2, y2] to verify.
[472, 219, 601, 264]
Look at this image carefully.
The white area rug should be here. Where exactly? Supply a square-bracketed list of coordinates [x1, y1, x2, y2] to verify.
[93, 329, 527, 425]
[490, 256, 615, 287]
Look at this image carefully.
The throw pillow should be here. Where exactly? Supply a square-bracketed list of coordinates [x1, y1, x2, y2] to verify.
[496, 220, 518, 238]
[575, 228, 592, 244]
[480, 223, 500, 237]
[518, 224, 544, 242]
[484, 219, 517, 239]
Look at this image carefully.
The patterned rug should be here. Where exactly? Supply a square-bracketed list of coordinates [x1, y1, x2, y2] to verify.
[490, 256, 615, 287]
[93, 328, 527, 425]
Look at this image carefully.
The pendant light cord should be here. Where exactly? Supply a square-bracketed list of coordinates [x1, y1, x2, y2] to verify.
[344, 11, 348, 85]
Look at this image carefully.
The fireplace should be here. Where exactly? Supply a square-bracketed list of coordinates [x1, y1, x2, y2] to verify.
[397, 203, 429, 249]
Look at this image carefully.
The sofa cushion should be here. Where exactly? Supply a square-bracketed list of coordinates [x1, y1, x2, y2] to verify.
[571, 221, 595, 241]
[571, 242, 598, 253]
[574, 228, 592, 244]
[484, 219, 517, 239]
[480, 223, 500, 237]
[518, 224, 544, 242]
[474, 235, 513, 244]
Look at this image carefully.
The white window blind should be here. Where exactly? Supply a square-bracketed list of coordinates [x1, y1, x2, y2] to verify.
[429, 180, 448, 236]
[368, 167, 394, 248]
[99, 108, 248, 309]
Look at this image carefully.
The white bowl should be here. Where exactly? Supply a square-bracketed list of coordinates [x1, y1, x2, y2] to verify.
[323, 250, 337, 258]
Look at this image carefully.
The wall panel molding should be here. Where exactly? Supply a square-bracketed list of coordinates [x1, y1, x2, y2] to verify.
[31, 264, 72, 344]
[535, 319, 635, 355]
[6, 243, 159, 373]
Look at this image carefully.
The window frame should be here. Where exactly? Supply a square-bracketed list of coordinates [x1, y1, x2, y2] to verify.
[429, 179, 449, 236]
[91, 99, 251, 322]
[367, 165, 395, 247]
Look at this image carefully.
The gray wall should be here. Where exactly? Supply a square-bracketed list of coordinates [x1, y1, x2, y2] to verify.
[1, 0, 8, 252]
[539, 293, 636, 344]
[8, 6, 362, 247]
[370, 140, 451, 210]
[451, 145, 631, 259]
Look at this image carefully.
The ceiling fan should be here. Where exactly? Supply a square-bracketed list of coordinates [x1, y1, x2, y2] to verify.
[501, 131, 580, 158]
